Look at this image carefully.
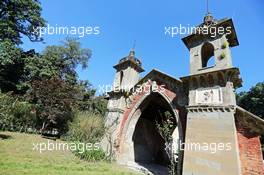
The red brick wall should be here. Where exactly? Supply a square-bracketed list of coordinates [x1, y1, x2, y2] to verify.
[236, 119, 264, 175]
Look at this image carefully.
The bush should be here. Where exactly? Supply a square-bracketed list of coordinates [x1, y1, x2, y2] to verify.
[0, 91, 36, 132]
[65, 111, 105, 143]
[64, 111, 107, 161]
[27, 77, 77, 135]
[74, 146, 107, 162]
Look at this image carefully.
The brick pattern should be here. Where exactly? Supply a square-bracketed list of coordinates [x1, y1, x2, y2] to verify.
[236, 118, 264, 175]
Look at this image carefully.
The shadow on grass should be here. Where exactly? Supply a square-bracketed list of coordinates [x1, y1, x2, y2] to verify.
[0, 133, 12, 140]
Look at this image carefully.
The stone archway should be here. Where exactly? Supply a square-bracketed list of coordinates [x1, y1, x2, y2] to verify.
[117, 91, 183, 174]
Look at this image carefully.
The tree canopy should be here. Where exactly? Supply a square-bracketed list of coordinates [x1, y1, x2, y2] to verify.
[0, 0, 45, 45]
[237, 82, 264, 119]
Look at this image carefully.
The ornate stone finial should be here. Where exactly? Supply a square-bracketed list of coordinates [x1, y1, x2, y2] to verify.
[203, 0, 214, 26]
[204, 12, 214, 26]
[128, 49, 135, 58]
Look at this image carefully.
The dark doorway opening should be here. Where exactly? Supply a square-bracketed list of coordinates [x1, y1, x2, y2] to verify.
[132, 93, 176, 167]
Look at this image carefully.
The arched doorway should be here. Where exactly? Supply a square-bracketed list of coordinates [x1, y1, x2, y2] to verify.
[118, 92, 182, 174]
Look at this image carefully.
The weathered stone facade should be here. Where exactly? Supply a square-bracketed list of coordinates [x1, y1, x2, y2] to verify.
[102, 14, 264, 175]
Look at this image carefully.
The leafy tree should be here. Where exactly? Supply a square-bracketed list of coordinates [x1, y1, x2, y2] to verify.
[25, 38, 91, 84]
[0, 40, 24, 93]
[237, 82, 264, 119]
[27, 77, 77, 134]
[0, 0, 45, 45]
[0, 38, 92, 94]
[0, 40, 42, 93]
[75, 80, 107, 116]
[0, 35, 103, 136]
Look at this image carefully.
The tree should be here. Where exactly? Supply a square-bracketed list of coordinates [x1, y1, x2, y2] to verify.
[0, 38, 92, 94]
[27, 77, 77, 134]
[0, 40, 24, 93]
[25, 38, 91, 84]
[237, 82, 264, 120]
[0, 40, 43, 93]
[0, 0, 45, 45]
[0, 35, 99, 136]
[75, 80, 107, 116]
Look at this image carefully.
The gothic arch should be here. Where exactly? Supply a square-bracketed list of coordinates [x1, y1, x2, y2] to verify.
[117, 89, 183, 174]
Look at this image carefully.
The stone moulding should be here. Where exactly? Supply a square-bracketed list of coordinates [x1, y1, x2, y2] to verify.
[186, 105, 236, 113]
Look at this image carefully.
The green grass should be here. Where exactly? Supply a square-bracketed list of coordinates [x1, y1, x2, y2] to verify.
[0, 131, 139, 175]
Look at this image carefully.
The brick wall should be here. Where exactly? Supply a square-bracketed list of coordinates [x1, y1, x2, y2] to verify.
[236, 119, 264, 175]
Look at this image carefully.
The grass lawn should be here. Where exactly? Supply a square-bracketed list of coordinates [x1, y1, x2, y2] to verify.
[0, 131, 139, 175]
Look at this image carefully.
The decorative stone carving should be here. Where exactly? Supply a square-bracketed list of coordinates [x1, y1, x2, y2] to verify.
[195, 87, 223, 104]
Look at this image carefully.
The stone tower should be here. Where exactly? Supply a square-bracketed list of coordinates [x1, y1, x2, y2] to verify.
[112, 49, 144, 91]
[103, 50, 144, 157]
[180, 14, 243, 175]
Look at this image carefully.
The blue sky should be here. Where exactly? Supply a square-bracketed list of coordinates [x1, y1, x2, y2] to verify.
[21, 0, 264, 93]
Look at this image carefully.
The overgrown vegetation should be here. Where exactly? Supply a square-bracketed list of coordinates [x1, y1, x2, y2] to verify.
[155, 111, 177, 175]
[0, 0, 109, 165]
[65, 111, 107, 161]
[66, 111, 105, 143]
[0, 91, 36, 132]
[0, 37, 107, 135]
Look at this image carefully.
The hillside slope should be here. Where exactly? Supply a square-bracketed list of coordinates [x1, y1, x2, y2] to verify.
[0, 131, 138, 175]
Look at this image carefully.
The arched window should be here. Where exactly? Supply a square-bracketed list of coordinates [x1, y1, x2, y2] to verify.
[201, 42, 215, 68]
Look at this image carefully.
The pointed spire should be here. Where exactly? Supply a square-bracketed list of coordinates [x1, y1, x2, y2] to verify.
[128, 40, 136, 57]
[206, 0, 209, 14]
[128, 49, 135, 58]
[204, 0, 214, 25]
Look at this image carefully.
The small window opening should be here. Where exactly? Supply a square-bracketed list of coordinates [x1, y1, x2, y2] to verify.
[201, 42, 215, 68]
[120, 71, 124, 87]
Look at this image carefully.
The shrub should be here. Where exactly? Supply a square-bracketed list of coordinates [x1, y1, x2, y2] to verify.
[64, 111, 107, 161]
[27, 77, 77, 134]
[74, 147, 107, 162]
[221, 41, 229, 49]
[0, 91, 36, 132]
[65, 111, 105, 143]
[220, 52, 226, 59]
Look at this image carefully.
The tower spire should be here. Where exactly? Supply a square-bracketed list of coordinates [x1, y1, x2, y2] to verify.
[204, 0, 214, 26]
[132, 40, 136, 51]
[129, 40, 136, 57]
[206, 0, 209, 14]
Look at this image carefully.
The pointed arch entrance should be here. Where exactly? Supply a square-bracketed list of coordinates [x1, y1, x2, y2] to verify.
[117, 91, 183, 174]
